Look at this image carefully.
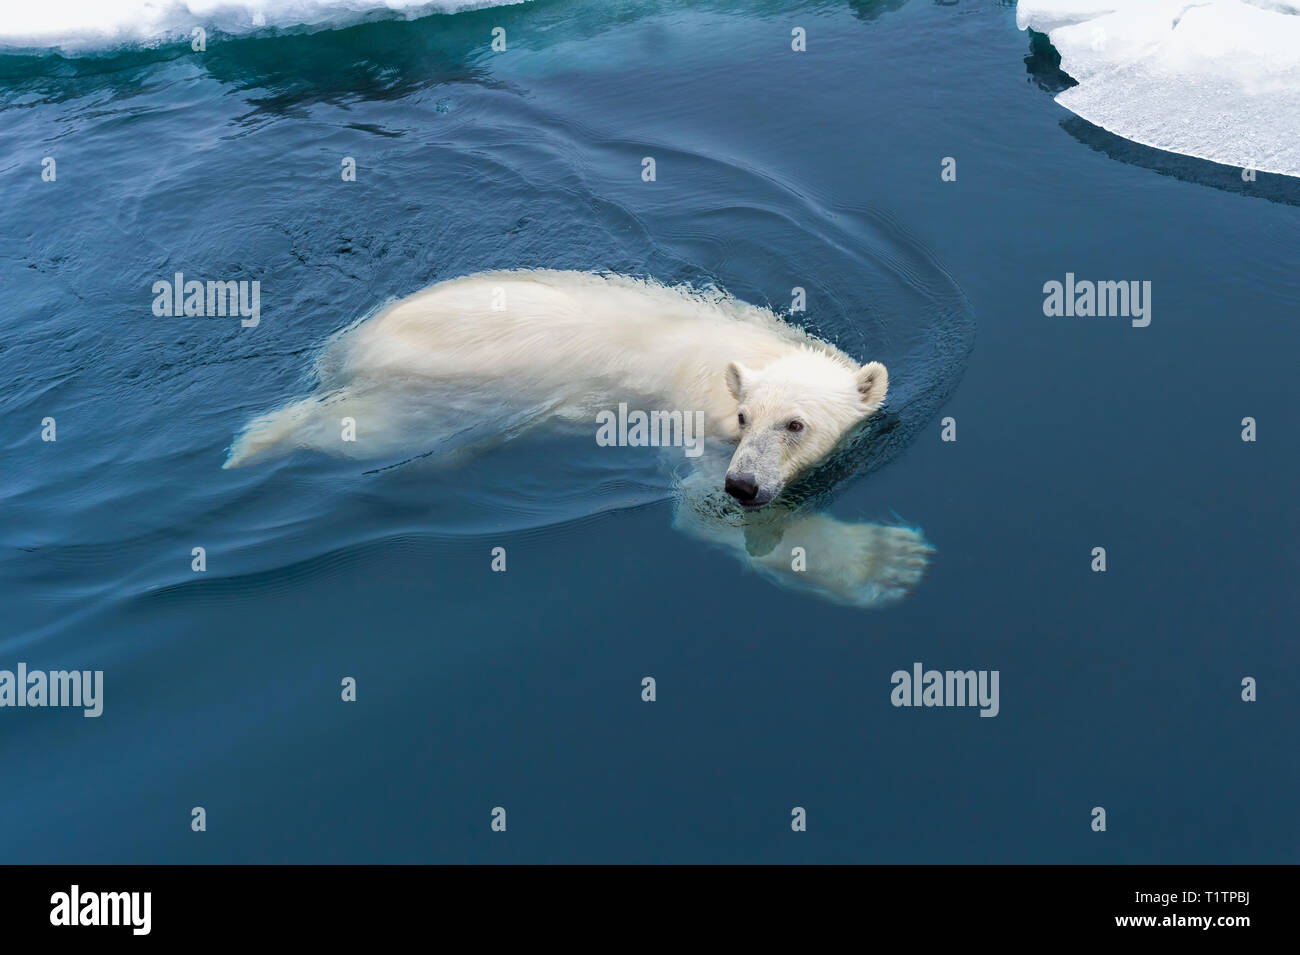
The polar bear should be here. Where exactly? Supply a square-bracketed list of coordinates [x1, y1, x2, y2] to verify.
[224, 270, 931, 606]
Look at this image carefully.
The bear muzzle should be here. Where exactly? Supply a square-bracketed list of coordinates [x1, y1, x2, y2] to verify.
[725, 471, 774, 508]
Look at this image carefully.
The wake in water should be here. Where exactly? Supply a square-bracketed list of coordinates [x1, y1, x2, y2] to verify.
[1019, 0, 1300, 178]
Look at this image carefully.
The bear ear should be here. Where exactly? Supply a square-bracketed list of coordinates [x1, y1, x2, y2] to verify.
[725, 361, 751, 401]
[856, 361, 888, 414]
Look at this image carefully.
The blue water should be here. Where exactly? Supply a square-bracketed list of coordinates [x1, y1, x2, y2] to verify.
[1, 0, 1296, 863]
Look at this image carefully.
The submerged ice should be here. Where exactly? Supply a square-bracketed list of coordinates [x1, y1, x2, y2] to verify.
[0, 0, 530, 53]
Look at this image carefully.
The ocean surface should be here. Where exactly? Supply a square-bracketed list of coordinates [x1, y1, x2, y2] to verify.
[1, 0, 1296, 863]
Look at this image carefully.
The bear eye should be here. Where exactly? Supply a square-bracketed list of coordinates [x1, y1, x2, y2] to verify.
[738, 412, 746, 427]
[787, 420, 804, 433]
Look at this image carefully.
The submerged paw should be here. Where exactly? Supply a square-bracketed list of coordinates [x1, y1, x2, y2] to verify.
[841, 523, 933, 605]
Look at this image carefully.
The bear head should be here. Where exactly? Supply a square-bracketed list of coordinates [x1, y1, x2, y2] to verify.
[723, 350, 888, 508]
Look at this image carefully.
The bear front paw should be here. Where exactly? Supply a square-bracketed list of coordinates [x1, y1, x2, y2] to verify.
[828, 523, 933, 606]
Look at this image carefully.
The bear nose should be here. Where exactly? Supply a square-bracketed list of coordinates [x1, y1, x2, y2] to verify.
[725, 471, 759, 503]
